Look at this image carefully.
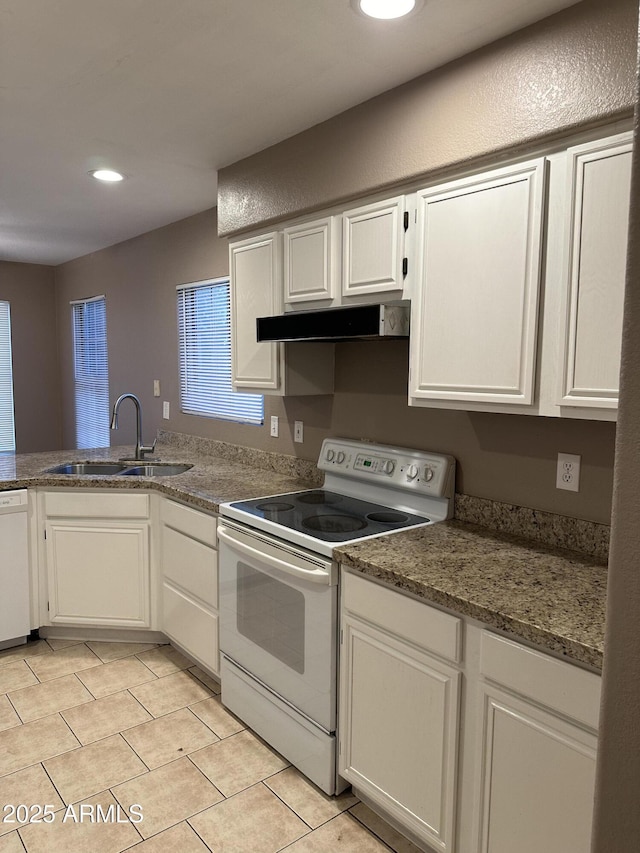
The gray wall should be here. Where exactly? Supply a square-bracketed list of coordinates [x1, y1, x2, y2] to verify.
[218, 0, 638, 235]
[0, 261, 61, 453]
[54, 209, 230, 453]
[591, 18, 640, 849]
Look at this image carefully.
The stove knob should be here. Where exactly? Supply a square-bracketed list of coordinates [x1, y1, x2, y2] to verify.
[336, 451, 346, 464]
[326, 449, 335, 462]
[423, 466, 434, 482]
[406, 464, 419, 481]
[381, 460, 395, 475]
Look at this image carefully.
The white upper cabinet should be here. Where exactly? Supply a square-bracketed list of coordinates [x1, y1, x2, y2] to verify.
[410, 159, 546, 409]
[556, 132, 632, 410]
[342, 196, 408, 299]
[229, 232, 334, 396]
[230, 232, 282, 392]
[284, 216, 339, 306]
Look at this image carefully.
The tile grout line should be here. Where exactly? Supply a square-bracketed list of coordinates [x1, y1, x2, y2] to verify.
[256, 778, 316, 834]
[184, 820, 217, 853]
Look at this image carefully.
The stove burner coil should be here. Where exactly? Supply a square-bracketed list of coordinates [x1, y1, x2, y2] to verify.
[302, 514, 367, 533]
[366, 510, 409, 524]
[255, 501, 295, 513]
[296, 491, 342, 505]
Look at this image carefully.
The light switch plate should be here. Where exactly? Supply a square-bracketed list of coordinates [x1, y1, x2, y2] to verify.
[153, 380, 160, 397]
[162, 401, 170, 419]
[270, 416, 279, 437]
[294, 421, 304, 443]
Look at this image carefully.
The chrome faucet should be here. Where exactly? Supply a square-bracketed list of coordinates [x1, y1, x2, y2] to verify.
[109, 393, 157, 460]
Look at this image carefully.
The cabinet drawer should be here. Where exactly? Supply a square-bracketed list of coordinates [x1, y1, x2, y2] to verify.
[44, 491, 149, 519]
[163, 583, 219, 675]
[162, 525, 217, 607]
[161, 499, 217, 547]
[342, 570, 461, 663]
[480, 631, 601, 730]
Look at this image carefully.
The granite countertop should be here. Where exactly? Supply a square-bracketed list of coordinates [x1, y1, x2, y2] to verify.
[336, 520, 607, 671]
[0, 438, 320, 512]
[0, 434, 607, 671]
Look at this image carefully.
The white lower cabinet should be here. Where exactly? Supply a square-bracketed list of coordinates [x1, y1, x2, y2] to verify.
[472, 630, 599, 853]
[339, 570, 601, 853]
[43, 491, 151, 629]
[339, 570, 461, 853]
[160, 498, 219, 676]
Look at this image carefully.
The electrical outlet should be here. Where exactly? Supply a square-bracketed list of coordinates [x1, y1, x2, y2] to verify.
[270, 415, 279, 437]
[162, 401, 170, 419]
[556, 452, 581, 492]
[294, 421, 304, 443]
[153, 380, 160, 397]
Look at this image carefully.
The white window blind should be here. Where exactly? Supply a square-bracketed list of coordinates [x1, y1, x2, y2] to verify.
[71, 296, 110, 449]
[0, 301, 16, 453]
[177, 278, 263, 424]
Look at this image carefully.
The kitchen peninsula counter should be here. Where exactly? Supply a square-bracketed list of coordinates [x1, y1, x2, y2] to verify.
[337, 519, 607, 671]
[0, 436, 321, 513]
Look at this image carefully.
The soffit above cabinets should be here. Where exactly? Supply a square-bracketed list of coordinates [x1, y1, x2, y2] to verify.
[1, 0, 580, 266]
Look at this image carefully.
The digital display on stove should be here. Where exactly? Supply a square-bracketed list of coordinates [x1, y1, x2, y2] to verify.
[229, 490, 430, 544]
[363, 460, 372, 467]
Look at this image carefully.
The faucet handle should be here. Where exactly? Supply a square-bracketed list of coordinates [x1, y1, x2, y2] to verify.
[139, 439, 157, 459]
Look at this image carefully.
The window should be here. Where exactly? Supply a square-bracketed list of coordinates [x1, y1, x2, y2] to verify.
[177, 278, 263, 424]
[0, 301, 16, 453]
[71, 296, 110, 449]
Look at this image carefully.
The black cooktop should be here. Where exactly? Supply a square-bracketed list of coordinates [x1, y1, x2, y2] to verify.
[229, 489, 430, 544]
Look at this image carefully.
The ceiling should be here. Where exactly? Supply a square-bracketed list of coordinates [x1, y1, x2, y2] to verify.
[0, 0, 581, 266]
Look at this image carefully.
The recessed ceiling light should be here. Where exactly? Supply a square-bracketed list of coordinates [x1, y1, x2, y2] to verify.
[356, 0, 418, 19]
[90, 169, 125, 183]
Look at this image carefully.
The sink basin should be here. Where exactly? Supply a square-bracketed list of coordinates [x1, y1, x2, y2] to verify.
[46, 462, 130, 475]
[119, 464, 193, 477]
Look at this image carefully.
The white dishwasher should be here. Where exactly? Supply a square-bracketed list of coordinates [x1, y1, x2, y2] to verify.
[0, 490, 30, 649]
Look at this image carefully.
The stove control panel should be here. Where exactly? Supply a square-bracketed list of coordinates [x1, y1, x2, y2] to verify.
[319, 438, 455, 500]
[353, 453, 396, 476]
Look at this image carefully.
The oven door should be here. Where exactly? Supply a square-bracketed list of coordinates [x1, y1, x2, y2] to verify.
[218, 521, 337, 732]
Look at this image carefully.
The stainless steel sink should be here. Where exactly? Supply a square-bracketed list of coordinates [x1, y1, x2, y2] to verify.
[46, 462, 130, 475]
[119, 463, 193, 477]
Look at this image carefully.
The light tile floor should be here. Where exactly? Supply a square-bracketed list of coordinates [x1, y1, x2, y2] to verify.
[0, 639, 422, 853]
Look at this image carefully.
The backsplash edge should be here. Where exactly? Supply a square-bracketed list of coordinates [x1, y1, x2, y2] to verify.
[454, 493, 610, 564]
[157, 429, 323, 485]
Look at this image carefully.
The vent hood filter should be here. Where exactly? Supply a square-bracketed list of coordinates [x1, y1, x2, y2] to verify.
[257, 303, 409, 343]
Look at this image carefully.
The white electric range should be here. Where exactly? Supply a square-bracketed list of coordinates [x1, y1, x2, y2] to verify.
[217, 438, 456, 794]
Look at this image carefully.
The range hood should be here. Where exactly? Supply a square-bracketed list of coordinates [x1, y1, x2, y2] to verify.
[256, 303, 409, 343]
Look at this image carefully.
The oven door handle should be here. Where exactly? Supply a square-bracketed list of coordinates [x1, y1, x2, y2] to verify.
[217, 525, 331, 584]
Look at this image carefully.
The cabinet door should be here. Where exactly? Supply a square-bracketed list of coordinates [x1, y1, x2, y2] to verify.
[340, 614, 460, 852]
[475, 684, 597, 853]
[230, 232, 282, 391]
[410, 159, 546, 408]
[557, 133, 632, 409]
[284, 217, 338, 305]
[342, 196, 406, 297]
[46, 522, 150, 628]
